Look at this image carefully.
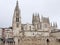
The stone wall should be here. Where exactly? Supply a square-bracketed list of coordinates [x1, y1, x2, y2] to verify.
[18, 36, 60, 45]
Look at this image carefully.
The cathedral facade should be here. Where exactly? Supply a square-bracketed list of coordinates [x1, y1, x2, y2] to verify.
[0, 0, 60, 45]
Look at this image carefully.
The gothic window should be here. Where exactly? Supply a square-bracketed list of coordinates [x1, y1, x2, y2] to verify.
[16, 18, 19, 22]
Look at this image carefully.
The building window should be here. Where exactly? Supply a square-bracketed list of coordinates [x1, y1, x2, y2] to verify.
[16, 18, 19, 22]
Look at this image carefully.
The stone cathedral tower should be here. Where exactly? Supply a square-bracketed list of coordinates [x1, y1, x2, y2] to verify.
[12, 0, 21, 35]
[12, 0, 21, 45]
[32, 13, 41, 30]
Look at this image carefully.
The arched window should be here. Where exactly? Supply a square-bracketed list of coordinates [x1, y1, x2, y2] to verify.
[46, 39, 50, 45]
[56, 39, 60, 42]
[16, 18, 19, 22]
[47, 39, 49, 42]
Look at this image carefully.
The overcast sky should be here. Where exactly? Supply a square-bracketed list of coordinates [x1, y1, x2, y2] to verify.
[0, 0, 60, 28]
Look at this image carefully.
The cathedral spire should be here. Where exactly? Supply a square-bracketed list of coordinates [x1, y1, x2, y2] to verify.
[17, 0, 18, 6]
[12, 0, 21, 30]
[15, 0, 19, 11]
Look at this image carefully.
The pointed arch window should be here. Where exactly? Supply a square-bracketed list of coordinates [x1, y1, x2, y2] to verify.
[16, 18, 19, 22]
